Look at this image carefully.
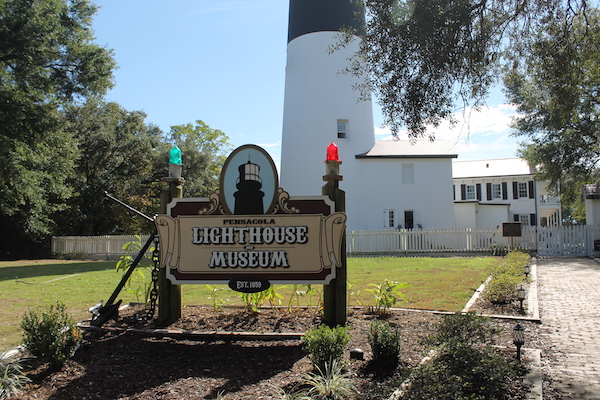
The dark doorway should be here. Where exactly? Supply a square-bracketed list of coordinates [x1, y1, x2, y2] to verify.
[404, 210, 414, 229]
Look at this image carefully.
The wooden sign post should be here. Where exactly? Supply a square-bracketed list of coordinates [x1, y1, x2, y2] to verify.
[322, 144, 347, 326]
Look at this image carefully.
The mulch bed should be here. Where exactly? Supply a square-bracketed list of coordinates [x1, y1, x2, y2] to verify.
[12, 301, 539, 400]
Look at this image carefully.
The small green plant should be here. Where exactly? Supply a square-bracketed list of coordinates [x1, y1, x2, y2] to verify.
[240, 290, 272, 312]
[348, 281, 365, 309]
[366, 279, 411, 315]
[0, 352, 30, 399]
[305, 284, 322, 311]
[264, 285, 285, 309]
[287, 285, 306, 311]
[21, 302, 82, 367]
[302, 324, 351, 371]
[205, 285, 226, 311]
[269, 384, 312, 400]
[115, 236, 154, 304]
[368, 320, 402, 367]
[302, 359, 357, 400]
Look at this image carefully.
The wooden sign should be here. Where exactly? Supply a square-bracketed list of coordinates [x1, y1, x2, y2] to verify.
[155, 145, 346, 288]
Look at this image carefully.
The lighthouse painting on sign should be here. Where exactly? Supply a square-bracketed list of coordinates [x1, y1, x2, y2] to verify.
[234, 157, 264, 214]
[220, 145, 279, 215]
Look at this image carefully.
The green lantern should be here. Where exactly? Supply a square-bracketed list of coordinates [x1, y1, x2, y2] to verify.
[169, 146, 183, 165]
[169, 146, 183, 178]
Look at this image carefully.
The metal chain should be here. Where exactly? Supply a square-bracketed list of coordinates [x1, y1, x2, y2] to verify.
[146, 235, 160, 321]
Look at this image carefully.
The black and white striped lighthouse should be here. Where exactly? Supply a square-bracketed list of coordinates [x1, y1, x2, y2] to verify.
[280, 0, 375, 205]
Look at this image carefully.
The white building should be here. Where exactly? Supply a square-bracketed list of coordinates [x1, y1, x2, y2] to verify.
[353, 140, 456, 230]
[453, 158, 561, 228]
[279, 1, 561, 231]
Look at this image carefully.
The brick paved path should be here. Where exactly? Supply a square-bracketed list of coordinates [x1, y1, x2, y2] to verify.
[538, 257, 600, 399]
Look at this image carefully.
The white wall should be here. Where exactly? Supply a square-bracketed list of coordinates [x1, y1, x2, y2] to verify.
[454, 202, 478, 228]
[476, 204, 510, 228]
[352, 158, 455, 230]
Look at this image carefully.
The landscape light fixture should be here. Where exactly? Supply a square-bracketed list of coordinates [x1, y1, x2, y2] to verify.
[513, 323, 525, 362]
[350, 348, 364, 361]
[517, 286, 526, 312]
[524, 263, 530, 279]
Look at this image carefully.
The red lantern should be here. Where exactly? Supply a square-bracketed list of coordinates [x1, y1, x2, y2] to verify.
[326, 142, 340, 162]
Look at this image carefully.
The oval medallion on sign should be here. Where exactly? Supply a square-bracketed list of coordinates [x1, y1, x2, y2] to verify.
[228, 276, 271, 293]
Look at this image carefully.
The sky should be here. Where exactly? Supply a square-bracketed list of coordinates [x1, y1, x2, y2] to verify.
[92, 1, 524, 169]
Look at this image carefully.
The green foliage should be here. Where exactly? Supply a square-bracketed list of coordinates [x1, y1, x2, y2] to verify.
[422, 312, 499, 350]
[115, 236, 154, 304]
[0, 0, 116, 255]
[505, 8, 600, 198]
[168, 120, 232, 197]
[301, 359, 357, 400]
[346, 0, 589, 137]
[303, 325, 351, 372]
[205, 285, 226, 312]
[366, 279, 410, 315]
[238, 286, 287, 312]
[482, 274, 523, 304]
[20, 302, 81, 367]
[405, 312, 515, 400]
[0, 352, 30, 399]
[368, 320, 402, 367]
[57, 100, 166, 236]
[270, 384, 312, 400]
[348, 281, 365, 309]
[483, 250, 530, 304]
[405, 347, 514, 400]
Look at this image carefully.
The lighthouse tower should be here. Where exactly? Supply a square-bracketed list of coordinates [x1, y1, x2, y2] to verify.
[280, 0, 375, 227]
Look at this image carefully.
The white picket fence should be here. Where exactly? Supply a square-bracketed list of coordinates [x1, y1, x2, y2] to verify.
[347, 225, 600, 256]
[51, 235, 152, 259]
[51, 225, 600, 258]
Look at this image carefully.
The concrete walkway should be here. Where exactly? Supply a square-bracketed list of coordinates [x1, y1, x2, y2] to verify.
[538, 257, 600, 399]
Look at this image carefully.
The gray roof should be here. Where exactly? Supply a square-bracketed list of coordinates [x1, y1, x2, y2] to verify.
[356, 139, 458, 159]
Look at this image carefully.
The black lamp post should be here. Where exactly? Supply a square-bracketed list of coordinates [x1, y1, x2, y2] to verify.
[513, 323, 525, 362]
[517, 286, 526, 312]
[524, 263, 530, 279]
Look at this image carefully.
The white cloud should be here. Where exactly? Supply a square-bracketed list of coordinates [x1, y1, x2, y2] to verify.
[374, 104, 522, 160]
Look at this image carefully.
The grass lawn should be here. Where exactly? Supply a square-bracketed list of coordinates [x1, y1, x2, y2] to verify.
[0, 256, 499, 350]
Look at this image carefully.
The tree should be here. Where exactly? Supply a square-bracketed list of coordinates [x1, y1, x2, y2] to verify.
[343, 0, 592, 137]
[168, 120, 232, 198]
[504, 8, 600, 222]
[54, 101, 167, 236]
[0, 0, 115, 257]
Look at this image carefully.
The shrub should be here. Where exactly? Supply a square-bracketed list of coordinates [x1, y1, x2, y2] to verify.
[422, 312, 499, 350]
[482, 273, 522, 304]
[0, 352, 30, 399]
[368, 320, 402, 367]
[302, 324, 351, 371]
[404, 347, 513, 400]
[405, 312, 516, 400]
[21, 302, 81, 367]
[484, 250, 530, 304]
